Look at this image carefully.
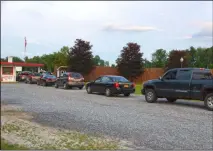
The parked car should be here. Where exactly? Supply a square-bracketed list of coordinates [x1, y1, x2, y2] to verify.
[25, 72, 41, 84]
[54, 72, 84, 89]
[37, 74, 57, 86]
[85, 75, 135, 97]
[17, 71, 32, 82]
[141, 68, 213, 111]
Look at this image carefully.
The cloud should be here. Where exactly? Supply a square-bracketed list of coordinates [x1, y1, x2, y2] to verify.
[180, 22, 212, 40]
[192, 22, 212, 38]
[103, 24, 159, 32]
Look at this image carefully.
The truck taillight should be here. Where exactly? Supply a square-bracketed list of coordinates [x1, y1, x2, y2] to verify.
[114, 82, 119, 88]
[68, 76, 72, 80]
[132, 83, 135, 87]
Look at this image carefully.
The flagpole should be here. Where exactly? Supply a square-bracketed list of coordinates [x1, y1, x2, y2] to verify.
[24, 37, 27, 62]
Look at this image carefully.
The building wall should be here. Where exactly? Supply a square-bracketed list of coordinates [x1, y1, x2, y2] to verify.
[1, 65, 16, 82]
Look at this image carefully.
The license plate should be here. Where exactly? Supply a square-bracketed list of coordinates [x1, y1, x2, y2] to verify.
[124, 85, 129, 88]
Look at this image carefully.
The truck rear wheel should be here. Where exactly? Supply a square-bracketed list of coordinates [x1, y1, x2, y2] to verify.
[204, 93, 213, 111]
[145, 89, 157, 103]
[166, 98, 177, 103]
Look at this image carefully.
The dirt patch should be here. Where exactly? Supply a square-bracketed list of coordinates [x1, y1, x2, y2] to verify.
[1, 104, 133, 150]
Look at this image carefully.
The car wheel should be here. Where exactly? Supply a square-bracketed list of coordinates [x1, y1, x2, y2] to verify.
[105, 88, 112, 97]
[55, 83, 59, 88]
[166, 98, 177, 103]
[204, 93, 213, 111]
[86, 86, 92, 94]
[63, 83, 69, 89]
[145, 89, 157, 103]
[25, 80, 28, 84]
[78, 86, 84, 90]
[43, 81, 47, 86]
[124, 93, 130, 97]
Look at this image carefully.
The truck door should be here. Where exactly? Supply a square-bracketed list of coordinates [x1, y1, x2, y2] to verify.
[155, 69, 177, 97]
[174, 69, 192, 99]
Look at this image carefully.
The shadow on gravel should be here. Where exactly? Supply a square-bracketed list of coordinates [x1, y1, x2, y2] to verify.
[1, 99, 23, 106]
[156, 100, 206, 110]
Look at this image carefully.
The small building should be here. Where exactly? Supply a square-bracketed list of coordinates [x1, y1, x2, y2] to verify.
[0, 56, 44, 82]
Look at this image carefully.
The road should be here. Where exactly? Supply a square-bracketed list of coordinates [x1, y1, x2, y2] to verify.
[1, 83, 213, 150]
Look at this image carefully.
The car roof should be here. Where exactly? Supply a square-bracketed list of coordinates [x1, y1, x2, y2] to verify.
[170, 68, 211, 72]
[102, 75, 124, 78]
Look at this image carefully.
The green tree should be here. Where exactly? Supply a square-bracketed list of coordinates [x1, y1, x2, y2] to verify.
[188, 46, 196, 67]
[68, 39, 94, 75]
[144, 58, 152, 68]
[116, 42, 144, 80]
[151, 49, 168, 68]
[99, 59, 105, 66]
[92, 55, 101, 66]
[54, 46, 69, 67]
[104, 61, 110, 67]
[111, 64, 116, 68]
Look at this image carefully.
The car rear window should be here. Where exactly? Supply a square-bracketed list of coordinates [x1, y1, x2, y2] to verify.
[112, 76, 129, 82]
[33, 73, 41, 76]
[192, 72, 213, 80]
[71, 72, 82, 78]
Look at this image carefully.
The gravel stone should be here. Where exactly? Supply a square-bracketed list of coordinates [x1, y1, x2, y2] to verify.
[1, 83, 213, 150]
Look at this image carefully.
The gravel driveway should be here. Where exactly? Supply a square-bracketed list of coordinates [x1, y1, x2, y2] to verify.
[1, 83, 213, 150]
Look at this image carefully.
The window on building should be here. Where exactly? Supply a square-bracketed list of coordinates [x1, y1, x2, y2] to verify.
[2, 67, 13, 75]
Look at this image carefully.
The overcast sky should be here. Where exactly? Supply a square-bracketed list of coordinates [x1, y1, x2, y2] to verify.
[1, 1, 212, 64]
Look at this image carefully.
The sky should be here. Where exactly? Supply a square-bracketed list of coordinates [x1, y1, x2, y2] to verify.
[1, 1, 212, 65]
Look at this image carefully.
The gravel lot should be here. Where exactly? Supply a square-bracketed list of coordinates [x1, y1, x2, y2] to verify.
[1, 83, 213, 150]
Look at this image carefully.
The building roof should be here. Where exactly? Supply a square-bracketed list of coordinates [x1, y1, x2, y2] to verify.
[0, 61, 44, 67]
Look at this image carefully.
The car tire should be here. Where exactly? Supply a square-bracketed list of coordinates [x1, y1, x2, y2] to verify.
[43, 81, 47, 86]
[86, 86, 92, 94]
[79, 86, 84, 90]
[63, 83, 69, 89]
[204, 93, 213, 111]
[145, 89, 157, 103]
[166, 98, 177, 103]
[105, 88, 112, 97]
[124, 93, 130, 97]
[55, 83, 59, 88]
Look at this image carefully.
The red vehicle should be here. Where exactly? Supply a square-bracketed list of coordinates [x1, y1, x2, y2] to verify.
[25, 72, 41, 84]
[17, 71, 32, 82]
[37, 74, 57, 86]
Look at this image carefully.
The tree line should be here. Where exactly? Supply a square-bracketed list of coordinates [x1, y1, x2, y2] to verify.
[1, 38, 212, 80]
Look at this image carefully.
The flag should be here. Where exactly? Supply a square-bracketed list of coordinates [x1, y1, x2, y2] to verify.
[24, 37, 27, 49]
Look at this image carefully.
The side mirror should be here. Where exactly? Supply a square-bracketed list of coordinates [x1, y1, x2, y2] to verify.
[159, 76, 163, 80]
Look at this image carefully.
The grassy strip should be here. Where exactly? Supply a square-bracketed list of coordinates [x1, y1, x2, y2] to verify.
[1, 138, 29, 150]
[135, 84, 142, 95]
[1, 121, 121, 150]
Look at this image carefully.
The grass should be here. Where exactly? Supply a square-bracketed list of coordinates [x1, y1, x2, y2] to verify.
[1, 121, 121, 150]
[135, 84, 143, 95]
[1, 138, 29, 150]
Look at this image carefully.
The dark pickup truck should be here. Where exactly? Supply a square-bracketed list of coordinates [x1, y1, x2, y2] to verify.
[141, 68, 213, 111]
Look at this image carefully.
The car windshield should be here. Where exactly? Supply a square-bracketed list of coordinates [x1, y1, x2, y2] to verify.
[45, 75, 56, 78]
[112, 76, 129, 82]
[71, 72, 82, 78]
